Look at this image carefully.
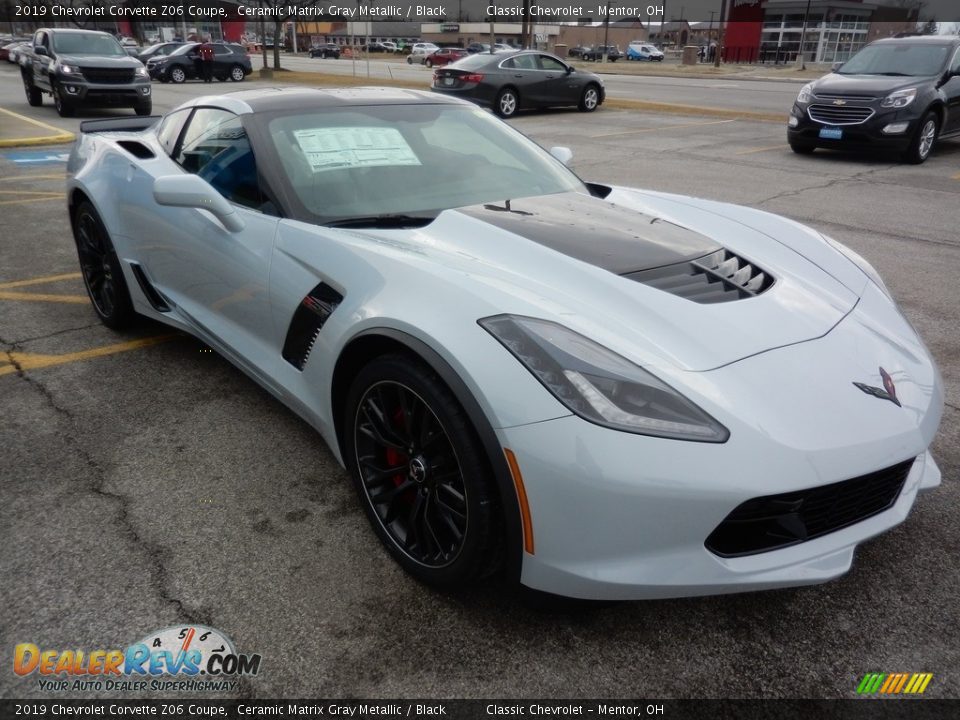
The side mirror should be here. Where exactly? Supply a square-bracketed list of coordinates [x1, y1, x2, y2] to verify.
[831, 61, 843, 73]
[550, 146, 573, 166]
[153, 175, 245, 232]
[35, 46, 48, 57]
[565, 65, 574, 74]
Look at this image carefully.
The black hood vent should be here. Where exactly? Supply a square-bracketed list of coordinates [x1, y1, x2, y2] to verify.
[625, 249, 773, 304]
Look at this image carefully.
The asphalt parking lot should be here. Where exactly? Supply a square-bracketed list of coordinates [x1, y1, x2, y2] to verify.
[1, 68, 959, 700]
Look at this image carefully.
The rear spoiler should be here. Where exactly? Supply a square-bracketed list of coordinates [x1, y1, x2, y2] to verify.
[79, 116, 161, 134]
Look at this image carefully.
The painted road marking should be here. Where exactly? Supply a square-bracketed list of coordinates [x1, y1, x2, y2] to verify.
[735, 144, 789, 155]
[0, 107, 74, 148]
[952, 171, 960, 180]
[1, 150, 70, 165]
[0, 272, 85, 303]
[0, 196, 62, 205]
[0, 336, 177, 377]
[0, 173, 65, 182]
[591, 118, 737, 138]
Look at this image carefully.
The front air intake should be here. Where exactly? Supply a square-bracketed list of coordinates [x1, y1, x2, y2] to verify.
[705, 458, 915, 557]
[625, 249, 773, 304]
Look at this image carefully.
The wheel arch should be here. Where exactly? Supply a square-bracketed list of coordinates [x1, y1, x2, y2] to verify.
[331, 327, 524, 584]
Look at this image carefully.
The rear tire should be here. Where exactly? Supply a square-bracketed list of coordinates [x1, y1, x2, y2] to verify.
[495, 88, 519, 118]
[343, 354, 503, 588]
[902, 111, 938, 165]
[229, 64, 245, 82]
[72, 201, 138, 331]
[23, 74, 42, 106]
[789, 139, 816, 155]
[425, 59, 433, 68]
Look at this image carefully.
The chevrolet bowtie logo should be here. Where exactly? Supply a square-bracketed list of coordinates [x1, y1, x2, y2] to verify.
[833, 99, 847, 105]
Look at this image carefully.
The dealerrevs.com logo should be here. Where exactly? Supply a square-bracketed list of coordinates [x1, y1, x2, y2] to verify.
[857, 673, 934, 695]
[14, 625, 261, 693]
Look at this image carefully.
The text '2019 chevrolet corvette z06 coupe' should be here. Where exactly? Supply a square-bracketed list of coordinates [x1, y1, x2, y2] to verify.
[66, 87, 943, 600]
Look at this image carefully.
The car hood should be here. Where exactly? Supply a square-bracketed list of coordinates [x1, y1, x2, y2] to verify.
[809, 72, 936, 96]
[341, 189, 867, 373]
[57, 54, 143, 69]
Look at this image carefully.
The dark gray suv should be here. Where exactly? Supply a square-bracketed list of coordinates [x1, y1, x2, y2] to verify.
[788, 36, 960, 164]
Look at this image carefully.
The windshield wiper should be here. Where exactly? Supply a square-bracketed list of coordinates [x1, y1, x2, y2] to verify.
[323, 214, 437, 229]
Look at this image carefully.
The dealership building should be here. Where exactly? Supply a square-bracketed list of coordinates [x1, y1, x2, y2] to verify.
[725, 0, 919, 64]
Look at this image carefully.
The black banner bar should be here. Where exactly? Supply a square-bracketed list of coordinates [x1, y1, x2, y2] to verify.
[2, 700, 959, 720]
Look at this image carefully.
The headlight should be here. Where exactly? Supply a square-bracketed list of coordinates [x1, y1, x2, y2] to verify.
[796, 83, 813, 104]
[880, 87, 916, 109]
[135, 66, 148, 78]
[822, 234, 892, 300]
[59, 63, 82, 75]
[479, 315, 729, 443]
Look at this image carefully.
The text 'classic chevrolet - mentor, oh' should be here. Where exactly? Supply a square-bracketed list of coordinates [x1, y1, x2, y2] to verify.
[66, 87, 943, 600]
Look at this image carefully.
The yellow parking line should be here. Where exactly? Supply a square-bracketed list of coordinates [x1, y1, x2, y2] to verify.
[0, 173, 65, 182]
[952, 171, 960, 180]
[735, 144, 788, 155]
[0, 336, 177, 377]
[0, 106, 75, 148]
[591, 118, 737, 138]
[0, 273, 83, 290]
[0, 190, 64, 196]
[0, 291, 89, 304]
[0, 196, 62, 206]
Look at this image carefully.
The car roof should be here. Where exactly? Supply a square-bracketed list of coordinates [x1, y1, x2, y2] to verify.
[871, 35, 959, 47]
[180, 87, 470, 115]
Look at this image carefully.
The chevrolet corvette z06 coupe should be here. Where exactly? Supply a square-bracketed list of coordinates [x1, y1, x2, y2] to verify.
[66, 88, 943, 600]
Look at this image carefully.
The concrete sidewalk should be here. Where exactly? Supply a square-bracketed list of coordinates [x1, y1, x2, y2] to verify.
[0, 106, 75, 148]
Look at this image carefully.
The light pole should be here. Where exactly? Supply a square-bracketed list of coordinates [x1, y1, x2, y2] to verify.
[797, 0, 813, 70]
[714, 0, 726, 67]
[602, 0, 612, 64]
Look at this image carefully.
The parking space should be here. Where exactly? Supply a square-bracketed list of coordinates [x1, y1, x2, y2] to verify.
[1, 69, 959, 700]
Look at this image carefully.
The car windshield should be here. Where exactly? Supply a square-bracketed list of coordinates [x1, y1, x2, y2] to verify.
[837, 43, 951, 76]
[265, 103, 586, 224]
[52, 33, 126, 56]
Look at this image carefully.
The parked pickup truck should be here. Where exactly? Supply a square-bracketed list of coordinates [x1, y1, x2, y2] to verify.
[21, 28, 151, 117]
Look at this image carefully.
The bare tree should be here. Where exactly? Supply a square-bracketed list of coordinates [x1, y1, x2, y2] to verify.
[239, 0, 314, 70]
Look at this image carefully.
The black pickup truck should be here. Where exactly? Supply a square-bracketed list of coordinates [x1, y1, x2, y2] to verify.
[21, 28, 152, 117]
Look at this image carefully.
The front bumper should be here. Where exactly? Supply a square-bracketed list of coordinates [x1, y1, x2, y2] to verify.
[788, 102, 918, 151]
[499, 284, 943, 600]
[57, 75, 151, 107]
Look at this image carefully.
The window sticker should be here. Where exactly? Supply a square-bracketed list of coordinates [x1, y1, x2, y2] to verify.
[292, 127, 421, 172]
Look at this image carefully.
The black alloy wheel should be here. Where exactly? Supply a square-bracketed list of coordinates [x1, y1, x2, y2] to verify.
[344, 355, 502, 587]
[23, 75, 42, 106]
[73, 201, 137, 330]
[53, 81, 74, 117]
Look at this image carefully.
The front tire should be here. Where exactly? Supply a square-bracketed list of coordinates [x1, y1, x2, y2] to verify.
[903, 111, 938, 164]
[579, 84, 600, 112]
[495, 87, 519, 118]
[169, 66, 186, 84]
[52, 81, 74, 117]
[72, 201, 138, 330]
[425, 59, 433, 68]
[229, 64, 245, 82]
[343, 354, 502, 588]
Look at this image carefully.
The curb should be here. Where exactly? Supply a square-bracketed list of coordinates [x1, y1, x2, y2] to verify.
[0, 107, 75, 148]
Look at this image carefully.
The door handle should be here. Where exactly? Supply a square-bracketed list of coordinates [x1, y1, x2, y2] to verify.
[514, 74, 523, 78]
[545, 75, 556, 79]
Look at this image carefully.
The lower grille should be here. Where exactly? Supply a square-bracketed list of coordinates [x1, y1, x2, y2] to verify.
[706, 458, 915, 557]
[81, 68, 136, 84]
[625, 249, 773, 304]
[807, 104, 874, 125]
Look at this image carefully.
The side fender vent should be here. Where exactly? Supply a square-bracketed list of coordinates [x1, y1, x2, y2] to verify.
[129, 262, 171, 312]
[116, 140, 155, 159]
[282, 283, 343, 370]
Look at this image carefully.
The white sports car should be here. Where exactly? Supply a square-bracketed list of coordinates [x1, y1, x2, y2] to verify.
[66, 88, 943, 600]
